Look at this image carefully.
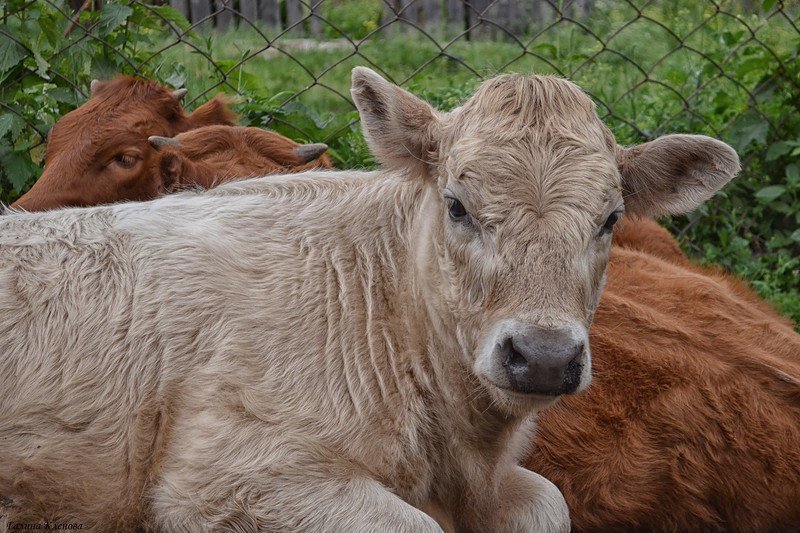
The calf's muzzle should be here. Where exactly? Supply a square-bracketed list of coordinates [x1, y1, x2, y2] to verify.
[500, 326, 585, 396]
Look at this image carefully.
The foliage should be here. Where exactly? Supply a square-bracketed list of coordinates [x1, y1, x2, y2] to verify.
[320, 0, 383, 40]
[0, 0, 797, 326]
[0, 0, 195, 201]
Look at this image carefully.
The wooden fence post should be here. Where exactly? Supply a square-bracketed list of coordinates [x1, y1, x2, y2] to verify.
[190, 0, 211, 25]
[286, 0, 304, 34]
[214, 0, 234, 30]
[309, 1, 322, 36]
[240, 0, 258, 25]
[422, 0, 441, 34]
[259, 0, 280, 28]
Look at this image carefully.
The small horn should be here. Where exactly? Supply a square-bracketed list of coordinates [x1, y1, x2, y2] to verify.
[148, 136, 181, 149]
[90, 79, 102, 96]
[293, 143, 328, 163]
[171, 88, 188, 101]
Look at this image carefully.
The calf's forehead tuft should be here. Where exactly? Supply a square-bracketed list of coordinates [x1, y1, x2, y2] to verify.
[463, 75, 594, 119]
[447, 75, 603, 143]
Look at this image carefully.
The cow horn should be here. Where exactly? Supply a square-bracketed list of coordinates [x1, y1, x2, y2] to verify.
[90, 79, 101, 96]
[148, 136, 181, 149]
[171, 88, 188, 101]
[293, 143, 328, 163]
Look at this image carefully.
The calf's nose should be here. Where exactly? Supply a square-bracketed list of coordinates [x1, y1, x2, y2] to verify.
[501, 326, 584, 396]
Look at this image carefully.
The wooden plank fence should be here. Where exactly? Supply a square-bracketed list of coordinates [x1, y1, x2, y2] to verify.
[166, 0, 597, 38]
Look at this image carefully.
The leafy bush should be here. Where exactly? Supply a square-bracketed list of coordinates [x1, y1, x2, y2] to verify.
[665, 29, 800, 325]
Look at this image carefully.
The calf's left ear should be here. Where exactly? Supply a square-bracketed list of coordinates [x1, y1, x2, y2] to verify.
[617, 134, 740, 217]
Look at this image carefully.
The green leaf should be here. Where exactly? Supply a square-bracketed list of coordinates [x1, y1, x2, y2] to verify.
[728, 112, 769, 152]
[530, 43, 558, 57]
[151, 5, 191, 32]
[0, 114, 15, 138]
[1, 151, 39, 192]
[755, 185, 786, 202]
[0, 113, 24, 140]
[762, 0, 777, 11]
[96, 3, 133, 37]
[790, 229, 800, 244]
[0, 33, 26, 73]
[32, 49, 50, 78]
[766, 141, 790, 161]
[786, 164, 800, 183]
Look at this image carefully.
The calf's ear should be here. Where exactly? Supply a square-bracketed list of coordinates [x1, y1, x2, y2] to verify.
[617, 134, 740, 217]
[351, 67, 441, 177]
[188, 95, 237, 128]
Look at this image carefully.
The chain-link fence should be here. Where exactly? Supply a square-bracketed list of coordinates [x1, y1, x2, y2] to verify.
[2, 1, 798, 147]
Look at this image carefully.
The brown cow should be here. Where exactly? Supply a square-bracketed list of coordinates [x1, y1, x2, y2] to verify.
[147, 125, 332, 191]
[531, 222, 800, 531]
[612, 216, 689, 266]
[11, 76, 237, 211]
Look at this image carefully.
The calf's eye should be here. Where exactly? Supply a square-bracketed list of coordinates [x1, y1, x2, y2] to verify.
[114, 154, 137, 169]
[601, 211, 622, 235]
[446, 196, 469, 222]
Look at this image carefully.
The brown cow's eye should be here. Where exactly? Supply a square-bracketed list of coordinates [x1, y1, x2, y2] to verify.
[114, 154, 137, 168]
[446, 196, 469, 222]
[600, 211, 623, 235]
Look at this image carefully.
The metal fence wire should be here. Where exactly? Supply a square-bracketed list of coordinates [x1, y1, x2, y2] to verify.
[1, 0, 798, 182]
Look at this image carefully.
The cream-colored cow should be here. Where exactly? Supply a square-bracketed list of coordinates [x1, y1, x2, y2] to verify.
[0, 68, 738, 531]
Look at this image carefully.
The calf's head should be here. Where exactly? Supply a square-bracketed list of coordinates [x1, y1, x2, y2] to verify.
[12, 76, 236, 211]
[147, 125, 331, 190]
[351, 68, 739, 410]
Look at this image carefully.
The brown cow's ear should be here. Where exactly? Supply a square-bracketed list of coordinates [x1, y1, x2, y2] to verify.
[171, 88, 188, 101]
[188, 95, 237, 127]
[351, 67, 441, 178]
[617, 134, 740, 217]
[90, 79, 107, 97]
[158, 153, 183, 191]
[293, 143, 328, 164]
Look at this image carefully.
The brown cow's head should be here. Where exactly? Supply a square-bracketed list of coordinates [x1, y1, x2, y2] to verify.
[351, 68, 740, 413]
[11, 76, 236, 211]
[146, 125, 331, 190]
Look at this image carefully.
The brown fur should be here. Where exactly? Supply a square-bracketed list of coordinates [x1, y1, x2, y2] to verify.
[153, 125, 332, 190]
[531, 223, 800, 531]
[612, 216, 689, 266]
[11, 76, 237, 211]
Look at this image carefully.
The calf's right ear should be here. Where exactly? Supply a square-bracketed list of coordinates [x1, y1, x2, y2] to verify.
[351, 67, 441, 178]
[617, 134, 740, 217]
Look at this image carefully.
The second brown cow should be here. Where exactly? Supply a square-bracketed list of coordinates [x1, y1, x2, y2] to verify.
[147, 126, 331, 191]
[11, 76, 331, 211]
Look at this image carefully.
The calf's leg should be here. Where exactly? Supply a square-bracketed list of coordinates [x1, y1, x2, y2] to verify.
[458, 466, 570, 533]
[148, 409, 441, 532]
[151, 472, 442, 532]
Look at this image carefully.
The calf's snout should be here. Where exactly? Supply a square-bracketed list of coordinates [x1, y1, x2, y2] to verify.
[501, 326, 585, 396]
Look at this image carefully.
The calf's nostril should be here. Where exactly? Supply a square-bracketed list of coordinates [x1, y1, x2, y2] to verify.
[501, 338, 528, 369]
[562, 355, 583, 394]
